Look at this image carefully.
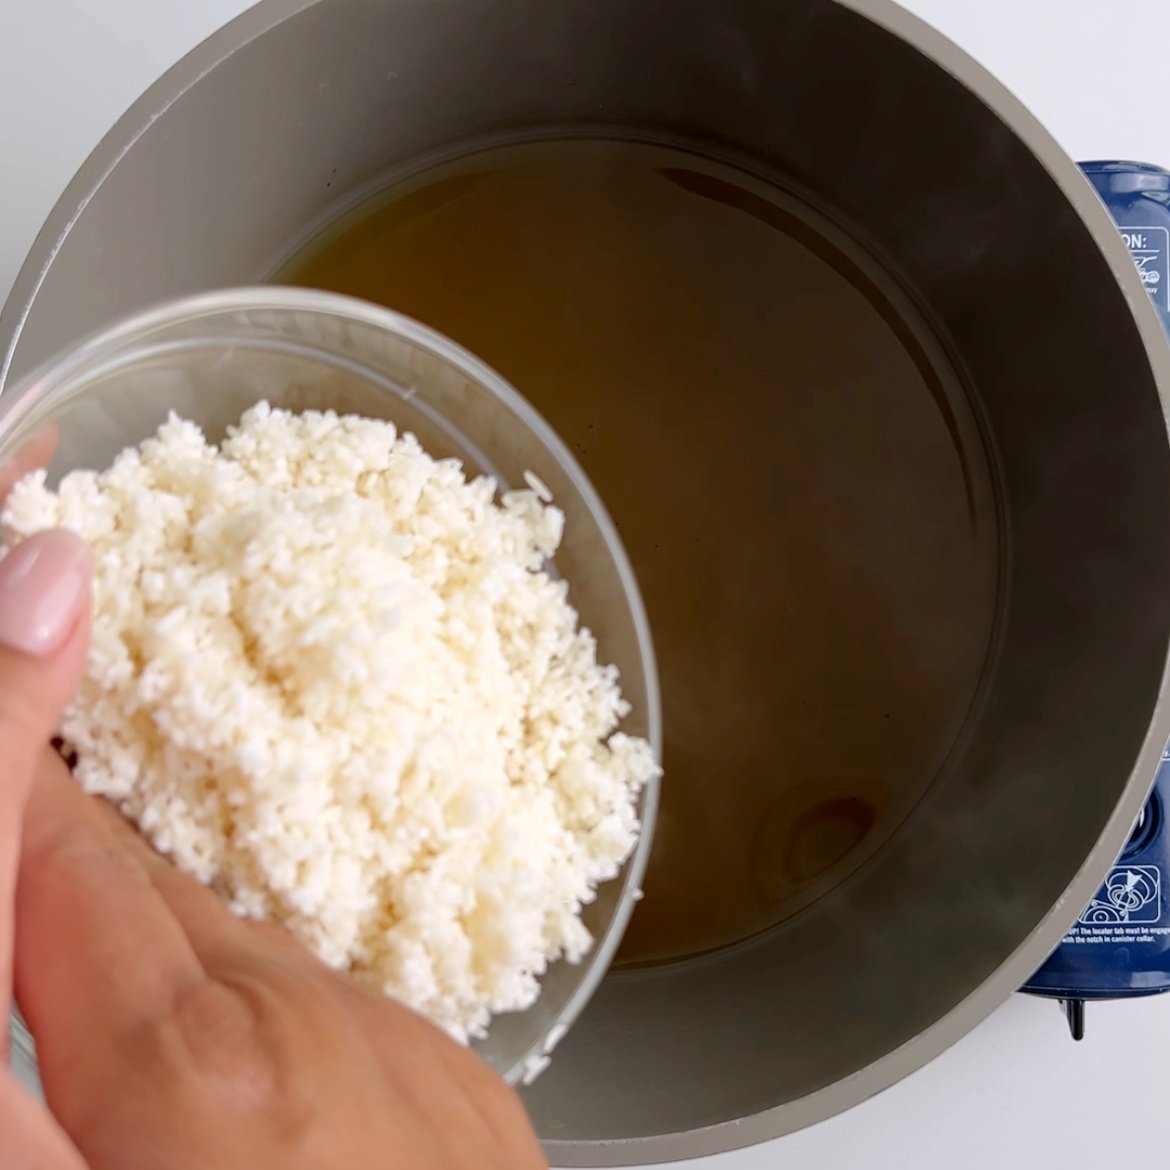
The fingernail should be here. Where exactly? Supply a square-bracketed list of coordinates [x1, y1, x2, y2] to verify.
[0, 530, 91, 656]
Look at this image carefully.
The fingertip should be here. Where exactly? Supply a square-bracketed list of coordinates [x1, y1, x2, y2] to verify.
[0, 530, 92, 658]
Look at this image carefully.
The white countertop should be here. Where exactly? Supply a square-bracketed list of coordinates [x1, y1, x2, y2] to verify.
[3, 2, 1169, 1167]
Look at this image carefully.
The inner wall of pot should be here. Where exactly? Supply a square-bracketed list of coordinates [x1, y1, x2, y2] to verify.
[5, 0, 1170, 1154]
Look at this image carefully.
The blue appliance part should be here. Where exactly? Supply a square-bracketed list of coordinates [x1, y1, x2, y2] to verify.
[1020, 160, 1170, 1039]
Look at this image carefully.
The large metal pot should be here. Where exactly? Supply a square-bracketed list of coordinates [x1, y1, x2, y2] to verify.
[4, 1, 1170, 1164]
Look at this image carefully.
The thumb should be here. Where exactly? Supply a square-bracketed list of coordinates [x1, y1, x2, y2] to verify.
[0, 530, 92, 1032]
[0, 530, 92, 789]
[1, 1069, 88, 1170]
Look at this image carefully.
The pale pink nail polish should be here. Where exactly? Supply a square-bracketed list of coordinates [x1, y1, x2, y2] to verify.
[0, 530, 92, 656]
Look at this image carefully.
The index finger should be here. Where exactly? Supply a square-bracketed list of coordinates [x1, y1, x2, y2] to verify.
[13, 752, 209, 1096]
[0, 427, 59, 504]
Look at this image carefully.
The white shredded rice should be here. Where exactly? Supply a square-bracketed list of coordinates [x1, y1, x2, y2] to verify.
[2, 402, 659, 1041]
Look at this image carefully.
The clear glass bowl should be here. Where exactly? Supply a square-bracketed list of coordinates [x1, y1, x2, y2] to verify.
[0, 287, 661, 1088]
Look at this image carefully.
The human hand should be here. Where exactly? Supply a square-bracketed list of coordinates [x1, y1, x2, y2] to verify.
[1, 430, 547, 1170]
[16, 750, 549, 1170]
[0, 522, 93, 1169]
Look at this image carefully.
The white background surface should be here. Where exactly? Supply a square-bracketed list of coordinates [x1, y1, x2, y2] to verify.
[2, 1, 1168, 1168]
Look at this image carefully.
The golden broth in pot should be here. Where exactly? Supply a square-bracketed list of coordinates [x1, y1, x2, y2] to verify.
[282, 137, 999, 968]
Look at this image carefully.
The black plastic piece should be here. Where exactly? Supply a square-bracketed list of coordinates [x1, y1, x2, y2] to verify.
[1061, 998, 1086, 1041]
